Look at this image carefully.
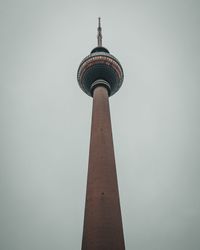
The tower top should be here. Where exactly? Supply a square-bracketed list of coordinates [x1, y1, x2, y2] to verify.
[97, 17, 102, 47]
[77, 18, 124, 97]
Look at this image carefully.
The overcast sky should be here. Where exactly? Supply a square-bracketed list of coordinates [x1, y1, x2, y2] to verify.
[0, 0, 200, 249]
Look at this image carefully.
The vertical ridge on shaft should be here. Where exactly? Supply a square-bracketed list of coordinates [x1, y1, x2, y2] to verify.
[81, 86, 125, 250]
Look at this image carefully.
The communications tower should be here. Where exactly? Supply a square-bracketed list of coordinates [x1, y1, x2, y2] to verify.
[77, 18, 125, 250]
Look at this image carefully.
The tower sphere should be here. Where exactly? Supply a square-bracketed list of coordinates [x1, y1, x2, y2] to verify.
[77, 19, 124, 97]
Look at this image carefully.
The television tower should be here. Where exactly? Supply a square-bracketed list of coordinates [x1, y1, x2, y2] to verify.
[77, 18, 125, 250]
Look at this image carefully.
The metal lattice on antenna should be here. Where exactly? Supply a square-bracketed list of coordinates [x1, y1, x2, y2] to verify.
[97, 17, 102, 47]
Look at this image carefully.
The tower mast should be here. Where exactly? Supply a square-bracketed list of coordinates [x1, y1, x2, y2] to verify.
[97, 17, 102, 47]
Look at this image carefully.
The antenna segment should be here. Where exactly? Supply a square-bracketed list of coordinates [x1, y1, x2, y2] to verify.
[97, 17, 102, 47]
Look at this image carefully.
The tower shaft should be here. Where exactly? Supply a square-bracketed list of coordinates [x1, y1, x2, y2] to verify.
[82, 86, 125, 250]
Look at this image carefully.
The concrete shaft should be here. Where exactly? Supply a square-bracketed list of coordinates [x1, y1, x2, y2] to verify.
[82, 86, 125, 250]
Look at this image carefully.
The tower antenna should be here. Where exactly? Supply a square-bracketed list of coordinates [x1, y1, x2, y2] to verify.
[97, 17, 102, 47]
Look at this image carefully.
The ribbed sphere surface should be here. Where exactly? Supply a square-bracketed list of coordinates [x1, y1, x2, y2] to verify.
[77, 51, 124, 96]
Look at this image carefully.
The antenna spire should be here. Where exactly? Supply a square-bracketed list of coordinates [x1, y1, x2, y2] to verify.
[97, 17, 102, 47]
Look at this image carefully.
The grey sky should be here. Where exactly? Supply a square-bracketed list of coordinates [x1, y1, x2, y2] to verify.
[0, 0, 200, 249]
